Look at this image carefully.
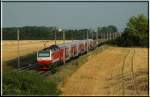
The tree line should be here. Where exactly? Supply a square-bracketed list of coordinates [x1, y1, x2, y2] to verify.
[2, 25, 118, 40]
[3, 14, 148, 47]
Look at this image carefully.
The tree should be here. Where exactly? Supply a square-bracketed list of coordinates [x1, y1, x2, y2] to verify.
[98, 25, 118, 33]
[97, 25, 118, 39]
[115, 14, 148, 47]
[107, 25, 118, 32]
[125, 14, 148, 36]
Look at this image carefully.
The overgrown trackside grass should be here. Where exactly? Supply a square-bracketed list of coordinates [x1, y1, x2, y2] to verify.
[3, 52, 37, 70]
[3, 70, 60, 95]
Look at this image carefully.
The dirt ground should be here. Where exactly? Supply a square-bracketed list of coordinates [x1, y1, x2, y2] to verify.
[2, 40, 70, 62]
[60, 47, 148, 96]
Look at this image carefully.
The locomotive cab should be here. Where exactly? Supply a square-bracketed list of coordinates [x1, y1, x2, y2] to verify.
[37, 45, 60, 65]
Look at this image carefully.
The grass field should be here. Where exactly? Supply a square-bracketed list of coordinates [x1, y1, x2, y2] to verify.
[60, 47, 148, 96]
[2, 41, 148, 96]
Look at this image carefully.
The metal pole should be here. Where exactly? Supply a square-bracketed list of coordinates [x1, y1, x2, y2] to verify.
[96, 30, 98, 46]
[103, 32, 106, 40]
[87, 30, 89, 52]
[72, 31, 73, 42]
[55, 28, 56, 45]
[101, 32, 102, 40]
[107, 32, 108, 40]
[17, 29, 20, 69]
[105, 32, 106, 40]
[110, 32, 112, 40]
[97, 31, 98, 40]
[109, 32, 111, 40]
[108, 32, 109, 40]
[91, 30, 94, 47]
[92, 31, 93, 39]
[113, 33, 115, 39]
[109, 32, 110, 40]
[63, 30, 65, 43]
[106, 32, 107, 40]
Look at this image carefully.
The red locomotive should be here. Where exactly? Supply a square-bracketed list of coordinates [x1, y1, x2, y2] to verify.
[37, 39, 96, 70]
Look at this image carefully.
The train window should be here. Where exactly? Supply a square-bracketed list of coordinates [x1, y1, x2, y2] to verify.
[38, 51, 50, 57]
[52, 47, 55, 50]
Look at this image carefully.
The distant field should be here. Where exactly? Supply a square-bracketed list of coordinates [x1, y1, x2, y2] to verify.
[2, 40, 70, 62]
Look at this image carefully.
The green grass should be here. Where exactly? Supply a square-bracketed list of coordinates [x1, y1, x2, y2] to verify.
[2, 70, 60, 96]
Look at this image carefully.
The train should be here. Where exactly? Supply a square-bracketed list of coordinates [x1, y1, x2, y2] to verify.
[36, 39, 100, 70]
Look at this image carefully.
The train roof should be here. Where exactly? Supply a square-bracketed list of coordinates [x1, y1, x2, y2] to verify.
[58, 40, 79, 48]
[57, 39, 93, 48]
[41, 45, 59, 51]
[41, 39, 94, 50]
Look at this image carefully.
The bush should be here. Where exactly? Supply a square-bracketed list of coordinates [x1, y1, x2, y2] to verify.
[111, 32, 148, 47]
[109, 14, 148, 47]
[3, 70, 60, 95]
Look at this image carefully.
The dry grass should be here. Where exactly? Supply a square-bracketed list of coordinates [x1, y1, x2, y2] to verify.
[2, 40, 70, 62]
[60, 47, 148, 96]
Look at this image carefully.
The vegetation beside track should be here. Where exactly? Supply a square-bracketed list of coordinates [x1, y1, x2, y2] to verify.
[3, 70, 60, 95]
[2, 45, 108, 95]
[46, 46, 108, 94]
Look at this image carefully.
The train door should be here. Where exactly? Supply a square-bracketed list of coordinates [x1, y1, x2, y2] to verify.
[71, 46, 74, 58]
[51, 46, 60, 63]
[74, 46, 77, 57]
[77, 43, 80, 56]
[85, 42, 87, 52]
[59, 47, 65, 64]
[65, 47, 70, 61]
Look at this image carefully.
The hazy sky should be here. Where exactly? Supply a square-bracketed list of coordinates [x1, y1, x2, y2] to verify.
[2, 1, 148, 32]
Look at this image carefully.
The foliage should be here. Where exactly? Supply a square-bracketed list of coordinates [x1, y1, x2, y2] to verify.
[3, 25, 118, 40]
[3, 70, 60, 95]
[112, 14, 148, 47]
[97, 25, 118, 33]
[97, 25, 118, 39]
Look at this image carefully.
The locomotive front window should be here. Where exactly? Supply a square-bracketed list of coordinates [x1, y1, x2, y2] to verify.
[38, 52, 50, 57]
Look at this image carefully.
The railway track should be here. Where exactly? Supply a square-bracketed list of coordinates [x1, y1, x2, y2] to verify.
[17, 45, 108, 78]
[19, 64, 35, 71]
[121, 49, 139, 96]
[18, 63, 59, 76]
